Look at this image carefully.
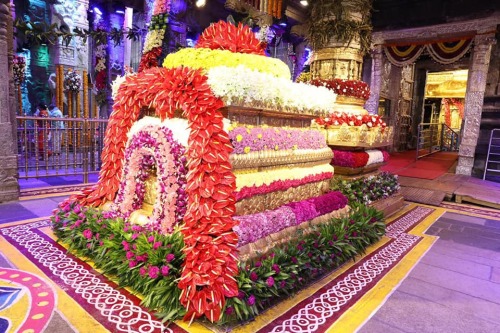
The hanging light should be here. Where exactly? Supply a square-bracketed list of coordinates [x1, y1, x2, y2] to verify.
[196, 0, 206, 8]
[300, 0, 309, 6]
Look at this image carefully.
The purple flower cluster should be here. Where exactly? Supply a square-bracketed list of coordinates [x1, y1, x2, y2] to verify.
[229, 126, 327, 154]
[234, 191, 348, 247]
[114, 125, 188, 232]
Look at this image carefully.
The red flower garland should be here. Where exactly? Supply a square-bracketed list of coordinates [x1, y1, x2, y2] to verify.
[69, 66, 239, 322]
[311, 78, 371, 100]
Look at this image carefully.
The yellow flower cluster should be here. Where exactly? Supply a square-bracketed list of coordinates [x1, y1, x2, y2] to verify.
[162, 48, 291, 80]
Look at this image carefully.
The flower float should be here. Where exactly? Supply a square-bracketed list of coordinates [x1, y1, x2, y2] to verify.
[59, 20, 363, 324]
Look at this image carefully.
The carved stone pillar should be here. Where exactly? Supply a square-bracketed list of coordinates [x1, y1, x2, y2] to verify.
[0, 0, 20, 202]
[51, 0, 89, 70]
[365, 45, 383, 114]
[456, 33, 496, 176]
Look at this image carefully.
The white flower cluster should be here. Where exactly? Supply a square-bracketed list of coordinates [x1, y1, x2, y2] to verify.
[111, 74, 134, 100]
[366, 149, 384, 165]
[143, 29, 165, 54]
[127, 116, 231, 148]
[95, 45, 107, 72]
[207, 65, 336, 114]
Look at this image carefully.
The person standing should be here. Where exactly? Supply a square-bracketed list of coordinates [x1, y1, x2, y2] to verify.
[48, 104, 64, 155]
[36, 106, 52, 160]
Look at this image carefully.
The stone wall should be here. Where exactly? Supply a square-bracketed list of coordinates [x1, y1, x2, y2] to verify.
[0, 0, 20, 202]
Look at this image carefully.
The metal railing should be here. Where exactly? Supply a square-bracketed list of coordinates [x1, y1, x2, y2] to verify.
[17, 116, 108, 183]
[416, 123, 460, 159]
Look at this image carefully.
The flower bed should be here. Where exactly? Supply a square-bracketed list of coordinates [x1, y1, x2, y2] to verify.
[52, 202, 384, 324]
[331, 172, 400, 205]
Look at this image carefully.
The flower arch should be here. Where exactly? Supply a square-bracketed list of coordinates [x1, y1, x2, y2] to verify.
[69, 66, 239, 321]
[114, 125, 187, 233]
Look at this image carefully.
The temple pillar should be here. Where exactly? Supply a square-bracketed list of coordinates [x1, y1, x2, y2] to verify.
[456, 33, 496, 176]
[365, 45, 383, 114]
[0, 0, 20, 202]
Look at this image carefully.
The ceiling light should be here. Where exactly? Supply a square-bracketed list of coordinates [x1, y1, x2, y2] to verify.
[300, 0, 308, 6]
[93, 7, 102, 15]
[196, 0, 206, 7]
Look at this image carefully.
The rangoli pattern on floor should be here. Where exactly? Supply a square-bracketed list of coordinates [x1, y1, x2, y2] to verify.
[0, 206, 435, 333]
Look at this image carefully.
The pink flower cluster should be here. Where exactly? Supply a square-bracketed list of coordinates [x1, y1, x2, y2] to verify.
[332, 149, 390, 168]
[315, 112, 387, 128]
[233, 191, 348, 247]
[153, 0, 171, 15]
[114, 125, 187, 233]
[229, 126, 327, 154]
[235, 172, 333, 201]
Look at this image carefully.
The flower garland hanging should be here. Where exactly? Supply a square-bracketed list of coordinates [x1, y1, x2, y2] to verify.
[94, 41, 108, 105]
[138, 0, 171, 72]
[311, 78, 371, 100]
[12, 55, 26, 85]
[114, 125, 187, 233]
[63, 70, 82, 92]
[442, 98, 464, 128]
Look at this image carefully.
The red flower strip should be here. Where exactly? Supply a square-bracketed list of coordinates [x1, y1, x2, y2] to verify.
[234, 172, 333, 201]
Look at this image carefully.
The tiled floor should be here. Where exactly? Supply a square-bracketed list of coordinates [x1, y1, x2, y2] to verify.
[360, 211, 500, 333]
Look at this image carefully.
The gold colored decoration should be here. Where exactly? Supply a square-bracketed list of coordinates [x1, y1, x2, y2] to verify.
[334, 95, 369, 115]
[83, 70, 89, 118]
[230, 147, 333, 170]
[57, 65, 64, 111]
[323, 123, 394, 148]
[129, 174, 157, 225]
[238, 206, 350, 262]
[68, 91, 73, 118]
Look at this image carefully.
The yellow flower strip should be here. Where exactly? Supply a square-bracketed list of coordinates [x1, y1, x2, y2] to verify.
[162, 48, 291, 79]
[234, 163, 333, 191]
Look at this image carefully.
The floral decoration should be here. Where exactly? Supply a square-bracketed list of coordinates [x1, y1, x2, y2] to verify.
[234, 191, 348, 247]
[207, 66, 335, 114]
[164, 48, 291, 79]
[311, 78, 371, 100]
[235, 164, 333, 191]
[51, 202, 187, 322]
[331, 172, 400, 205]
[235, 172, 333, 201]
[113, 124, 187, 233]
[52, 200, 385, 324]
[94, 42, 107, 105]
[196, 21, 266, 55]
[12, 55, 26, 85]
[63, 70, 82, 92]
[332, 149, 388, 168]
[67, 66, 239, 322]
[229, 125, 327, 154]
[314, 112, 386, 128]
[138, 0, 171, 72]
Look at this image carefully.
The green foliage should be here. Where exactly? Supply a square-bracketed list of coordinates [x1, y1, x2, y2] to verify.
[331, 172, 400, 205]
[15, 18, 147, 48]
[52, 203, 186, 322]
[51, 202, 385, 325]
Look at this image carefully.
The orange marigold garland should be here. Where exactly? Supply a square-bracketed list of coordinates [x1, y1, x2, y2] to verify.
[196, 21, 266, 56]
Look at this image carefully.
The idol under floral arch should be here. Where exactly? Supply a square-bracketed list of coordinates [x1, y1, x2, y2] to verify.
[71, 65, 239, 321]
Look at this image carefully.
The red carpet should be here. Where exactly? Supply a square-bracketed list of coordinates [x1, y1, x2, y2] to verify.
[382, 151, 458, 180]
